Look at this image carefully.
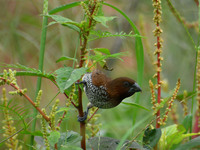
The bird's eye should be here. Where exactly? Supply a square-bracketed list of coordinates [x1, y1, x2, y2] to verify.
[123, 81, 130, 87]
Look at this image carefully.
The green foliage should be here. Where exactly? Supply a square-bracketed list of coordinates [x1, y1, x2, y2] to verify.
[88, 49, 127, 68]
[89, 136, 144, 150]
[55, 67, 87, 93]
[181, 115, 193, 133]
[93, 16, 116, 28]
[174, 137, 200, 150]
[122, 102, 150, 111]
[56, 56, 77, 63]
[47, 131, 60, 146]
[1, 0, 199, 150]
[143, 128, 161, 149]
[58, 131, 82, 150]
[48, 2, 81, 15]
[21, 130, 43, 136]
[0, 102, 29, 129]
[0, 63, 55, 81]
[47, 14, 81, 32]
[159, 125, 200, 150]
[89, 30, 140, 41]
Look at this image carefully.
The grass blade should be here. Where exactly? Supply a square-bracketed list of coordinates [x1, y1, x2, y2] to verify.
[103, 2, 144, 127]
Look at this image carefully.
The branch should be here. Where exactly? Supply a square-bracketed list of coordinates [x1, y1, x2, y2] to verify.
[1, 77, 50, 122]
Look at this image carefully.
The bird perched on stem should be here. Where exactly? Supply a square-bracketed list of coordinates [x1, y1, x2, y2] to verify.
[77, 70, 142, 122]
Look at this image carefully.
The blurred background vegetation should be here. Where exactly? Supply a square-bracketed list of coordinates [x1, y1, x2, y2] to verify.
[0, 0, 198, 148]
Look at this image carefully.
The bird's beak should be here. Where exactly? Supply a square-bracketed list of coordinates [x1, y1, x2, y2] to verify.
[128, 82, 142, 94]
[134, 82, 142, 92]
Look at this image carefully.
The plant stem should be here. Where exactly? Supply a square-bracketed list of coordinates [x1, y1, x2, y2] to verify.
[152, 0, 163, 128]
[156, 35, 161, 128]
[0, 77, 50, 122]
[77, 2, 97, 149]
[30, 0, 49, 149]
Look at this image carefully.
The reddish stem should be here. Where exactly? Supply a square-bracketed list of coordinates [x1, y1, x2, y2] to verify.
[57, 111, 66, 127]
[78, 3, 97, 150]
[194, 0, 199, 6]
[192, 111, 200, 139]
[1, 77, 50, 122]
[88, 108, 99, 122]
[64, 93, 77, 108]
[156, 33, 161, 128]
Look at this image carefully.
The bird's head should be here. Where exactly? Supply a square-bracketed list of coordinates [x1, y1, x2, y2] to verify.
[106, 77, 142, 101]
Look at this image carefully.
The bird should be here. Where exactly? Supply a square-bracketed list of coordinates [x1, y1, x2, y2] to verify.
[77, 70, 142, 122]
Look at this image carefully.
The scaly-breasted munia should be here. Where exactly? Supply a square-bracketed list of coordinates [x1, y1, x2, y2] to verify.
[78, 70, 142, 122]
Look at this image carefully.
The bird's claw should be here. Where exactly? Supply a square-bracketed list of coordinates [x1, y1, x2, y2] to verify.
[77, 111, 88, 122]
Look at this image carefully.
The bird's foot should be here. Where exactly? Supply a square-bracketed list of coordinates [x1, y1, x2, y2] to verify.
[77, 111, 88, 122]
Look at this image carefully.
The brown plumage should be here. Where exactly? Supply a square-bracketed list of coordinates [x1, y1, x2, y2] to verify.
[77, 70, 142, 122]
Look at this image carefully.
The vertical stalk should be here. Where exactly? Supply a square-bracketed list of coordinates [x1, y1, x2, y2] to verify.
[29, 0, 48, 149]
[152, 0, 163, 128]
[77, 2, 97, 149]
[156, 36, 161, 128]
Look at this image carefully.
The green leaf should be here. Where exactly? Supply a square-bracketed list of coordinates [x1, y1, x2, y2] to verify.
[103, 2, 144, 127]
[60, 146, 82, 150]
[176, 91, 196, 101]
[89, 137, 144, 150]
[174, 137, 200, 150]
[47, 15, 80, 32]
[181, 115, 192, 133]
[56, 56, 77, 63]
[143, 128, 161, 149]
[159, 124, 200, 150]
[49, 2, 81, 14]
[21, 130, 43, 136]
[93, 48, 111, 55]
[93, 16, 116, 28]
[47, 131, 60, 146]
[57, 131, 82, 149]
[55, 67, 87, 93]
[66, 131, 82, 144]
[89, 30, 141, 41]
[88, 51, 127, 69]
[55, 107, 70, 114]
[122, 102, 150, 111]
[0, 63, 55, 80]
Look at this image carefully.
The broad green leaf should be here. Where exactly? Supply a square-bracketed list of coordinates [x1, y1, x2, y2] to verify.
[56, 56, 77, 63]
[181, 115, 192, 133]
[57, 131, 82, 150]
[47, 131, 60, 146]
[143, 128, 161, 149]
[47, 15, 80, 32]
[122, 102, 150, 111]
[159, 124, 200, 150]
[66, 131, 82, 144]
[93, 48, 111, 55]
[55, 67, 87, 93]
[93, 16, 116, 28]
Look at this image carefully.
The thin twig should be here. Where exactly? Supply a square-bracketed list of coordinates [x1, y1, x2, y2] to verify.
[1, 77, 50, 122]
[88, 108, 99, 122]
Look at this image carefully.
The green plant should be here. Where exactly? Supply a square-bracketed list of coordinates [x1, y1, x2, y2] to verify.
[1, 0, 200, 150]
